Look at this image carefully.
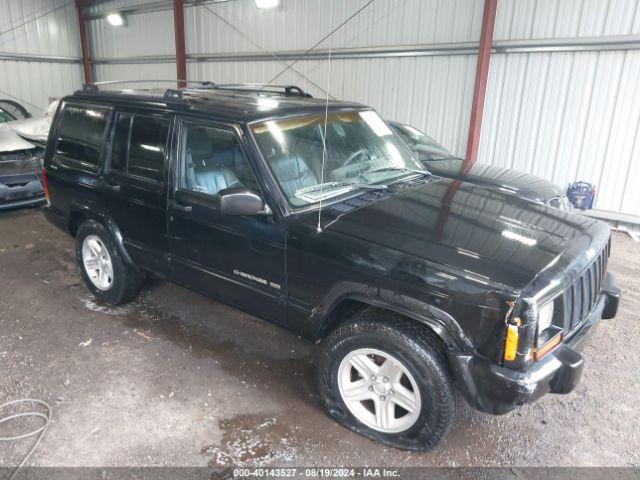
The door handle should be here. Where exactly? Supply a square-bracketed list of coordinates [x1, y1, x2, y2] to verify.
[101, 180, 121, 192]
[170, 200, 192, 213]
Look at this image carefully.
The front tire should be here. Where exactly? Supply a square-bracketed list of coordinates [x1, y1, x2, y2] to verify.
[75, 220, 145, 305]
[318, 308, 457, 450]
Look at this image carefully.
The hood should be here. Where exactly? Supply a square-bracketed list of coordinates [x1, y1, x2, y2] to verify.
[0, 128, 37, 153]
[0, 116, 52, 148]
[320, 177, 597, 291]
[423, 158, 564, 204]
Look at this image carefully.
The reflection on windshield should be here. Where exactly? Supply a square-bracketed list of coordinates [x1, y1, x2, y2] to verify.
[250, 110, 424, 207]
[390, 123, 453, 161]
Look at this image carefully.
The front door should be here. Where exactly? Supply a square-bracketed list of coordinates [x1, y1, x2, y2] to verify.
[167, 119, 286, 324]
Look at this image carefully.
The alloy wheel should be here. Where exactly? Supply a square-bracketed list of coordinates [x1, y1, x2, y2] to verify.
[81, 235, 114, 291]
[337, 348, 421, 433]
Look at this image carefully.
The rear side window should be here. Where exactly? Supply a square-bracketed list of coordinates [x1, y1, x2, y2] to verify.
[56, 105, 109, 167]
[108, 113, 169, 183]
[128, 116, 169, 182]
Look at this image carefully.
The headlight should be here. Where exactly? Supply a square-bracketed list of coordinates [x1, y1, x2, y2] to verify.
[537, 301, 554, 333]
[534, 300, 563, 361]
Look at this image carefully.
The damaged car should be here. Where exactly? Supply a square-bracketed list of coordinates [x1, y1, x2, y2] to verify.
[388, 120, 572, 211]
[0, 101, 57, 210]
[0, 99, 32, 123]
[0, 129, 45, 210]
[43, 85, 620, 450]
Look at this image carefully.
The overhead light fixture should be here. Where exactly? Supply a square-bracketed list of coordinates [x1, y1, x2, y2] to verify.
[254, 0, 280, 9]
[106, 12, 125, 27]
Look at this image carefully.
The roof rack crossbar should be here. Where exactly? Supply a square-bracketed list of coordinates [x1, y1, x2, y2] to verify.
[207, 83, 312, 98]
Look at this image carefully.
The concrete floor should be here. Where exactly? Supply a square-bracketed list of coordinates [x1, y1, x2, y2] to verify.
[1, 207, 639, 468]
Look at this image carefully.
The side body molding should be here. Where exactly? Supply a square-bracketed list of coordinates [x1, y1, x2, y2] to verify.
[299, 281, 474, 351]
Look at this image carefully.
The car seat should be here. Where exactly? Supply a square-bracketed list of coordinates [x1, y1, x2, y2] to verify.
[269, 154, 318, 199]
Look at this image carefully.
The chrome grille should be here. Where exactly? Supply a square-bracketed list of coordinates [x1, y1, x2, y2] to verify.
[565, 237, 610, 331]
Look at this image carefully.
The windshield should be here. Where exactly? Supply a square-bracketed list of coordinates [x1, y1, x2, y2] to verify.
[390, 123, 452, 160]
[0, 109, 16, 124]
[250, 110, 425, 207]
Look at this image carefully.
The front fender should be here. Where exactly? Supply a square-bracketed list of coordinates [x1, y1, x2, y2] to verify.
[306, 281, 473, 351]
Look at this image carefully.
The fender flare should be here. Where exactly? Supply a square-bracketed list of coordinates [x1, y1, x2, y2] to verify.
[310, 281, 473, 351]
[68, 202, 139, 271]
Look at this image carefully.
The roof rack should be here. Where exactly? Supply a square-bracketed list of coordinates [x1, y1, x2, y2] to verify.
[80, 80, 310, 97]
[81, 79, 220, 94]
[77, 80, 313, 107]
[163, 89, 189, 108]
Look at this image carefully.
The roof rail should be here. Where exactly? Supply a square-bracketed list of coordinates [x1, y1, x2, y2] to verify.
[208, 83, 312, 98]
[79, 80, 311, 98]
[78, 81, 191, 108]
[81, 79, 215, 91]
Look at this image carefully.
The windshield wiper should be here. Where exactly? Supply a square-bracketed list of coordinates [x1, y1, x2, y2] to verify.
[366, 165, 431, 176]
[346, 182, 389, 191]
[300, 181, 388, 194]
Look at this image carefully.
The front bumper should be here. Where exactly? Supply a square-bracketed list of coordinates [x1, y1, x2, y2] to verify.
[0, 174, 45, 210]
[448, 273, 621, 415]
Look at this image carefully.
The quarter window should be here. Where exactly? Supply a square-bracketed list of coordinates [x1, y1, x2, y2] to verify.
[56, 105, 109, 167]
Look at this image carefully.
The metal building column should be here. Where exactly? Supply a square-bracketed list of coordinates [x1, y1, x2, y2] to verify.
[173, 0, 187, 88]
[464, 0, 498, 169]
[76, 0, 92, 83]
[435, 0, 498, 241]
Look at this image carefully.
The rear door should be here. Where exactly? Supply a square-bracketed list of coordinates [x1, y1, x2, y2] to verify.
[100, 110, 172, 276]
[167, 118, 287, 324]
[46, 102, 111, 213]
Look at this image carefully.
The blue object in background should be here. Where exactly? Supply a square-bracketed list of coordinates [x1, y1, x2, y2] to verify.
[567, 182, 596, 210]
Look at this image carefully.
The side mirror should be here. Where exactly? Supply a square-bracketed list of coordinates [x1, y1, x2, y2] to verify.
[219, 187, 271, 216]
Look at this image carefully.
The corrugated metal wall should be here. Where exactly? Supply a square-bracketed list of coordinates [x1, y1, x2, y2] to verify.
[0, 0, 82, 115]
[484, 0, 640, 215]
[87, 0, 640, 216]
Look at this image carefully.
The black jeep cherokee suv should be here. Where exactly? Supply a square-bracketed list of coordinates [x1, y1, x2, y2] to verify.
[42, 84, 620, 450]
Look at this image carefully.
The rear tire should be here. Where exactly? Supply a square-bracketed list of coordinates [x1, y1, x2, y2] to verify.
[318, 308, 457, 450]
[75, 220, 145, 305]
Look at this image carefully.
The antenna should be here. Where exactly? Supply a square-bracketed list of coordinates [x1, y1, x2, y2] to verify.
[317, 1, 335, 234]
[198, 2, 334, 99]
[265, 0, 374, 88]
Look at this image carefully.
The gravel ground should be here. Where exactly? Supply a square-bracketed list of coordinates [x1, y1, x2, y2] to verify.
[1, 207, 639, 468]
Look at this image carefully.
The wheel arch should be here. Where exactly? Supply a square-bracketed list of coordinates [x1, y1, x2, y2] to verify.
[68, 203, 138, 271]
[311, 283, 473, 352]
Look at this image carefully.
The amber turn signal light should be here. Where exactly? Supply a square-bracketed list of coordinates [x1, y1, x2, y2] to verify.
[503, 324, 519, 362]
[532, 333, 563, 361]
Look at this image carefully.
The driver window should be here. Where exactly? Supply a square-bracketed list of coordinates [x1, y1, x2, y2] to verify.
[180, 123, 258, 197]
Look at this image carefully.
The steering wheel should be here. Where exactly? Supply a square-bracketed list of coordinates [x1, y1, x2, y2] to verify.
[343, 149, 369, 167]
